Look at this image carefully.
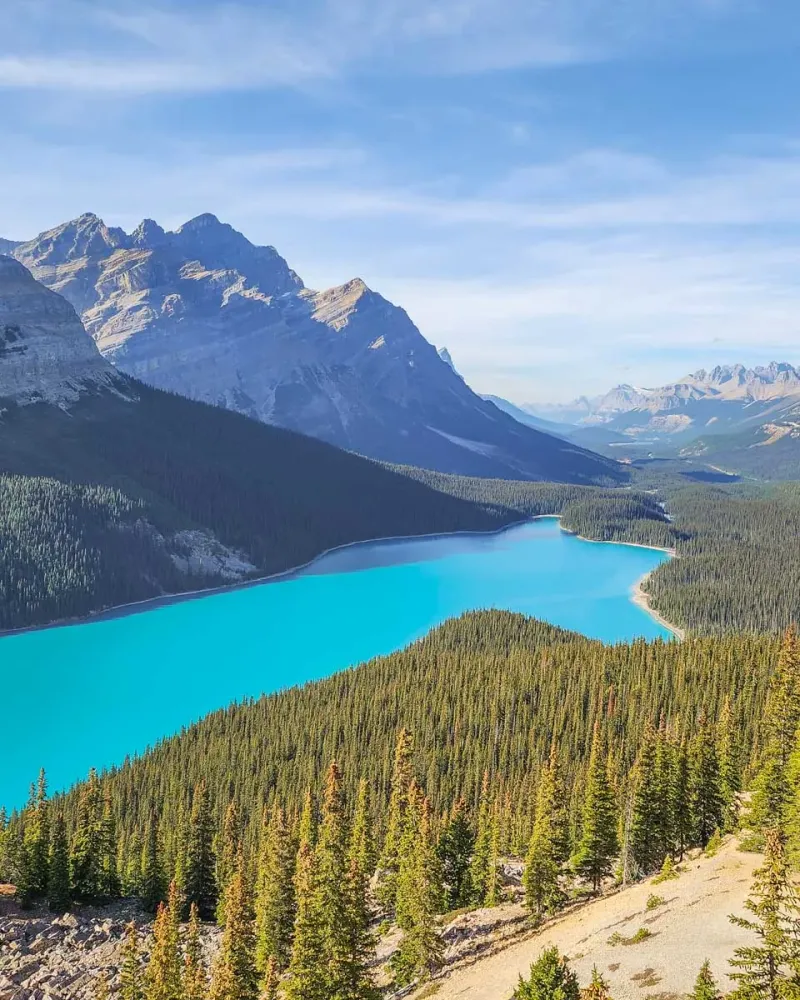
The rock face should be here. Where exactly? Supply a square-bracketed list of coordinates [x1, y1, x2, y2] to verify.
[9, 214, 620, 483]
[0, 255, 124, 406]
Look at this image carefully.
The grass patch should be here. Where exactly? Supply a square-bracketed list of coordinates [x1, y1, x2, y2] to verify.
[652, 857, 679, 884]
[738, 832, 764, 854]
[646, 894, 666, 911]
[608, 928, 653, 946]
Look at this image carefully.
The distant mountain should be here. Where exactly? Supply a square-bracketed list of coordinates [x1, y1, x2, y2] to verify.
[484, 394, 631, 454]
[8, 213, 621, 485]
[0, 256, 531, 630]
[526, 363, 800, 456]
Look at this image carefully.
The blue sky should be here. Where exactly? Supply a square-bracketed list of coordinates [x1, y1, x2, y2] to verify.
[2, 0, 799, 402]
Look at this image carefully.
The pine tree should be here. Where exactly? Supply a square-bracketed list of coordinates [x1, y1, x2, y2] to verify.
[209, 860, 259, 1000]
[141, 819, 166, 913]
[185, 782, 217, 921]
[25, 769, 50, 898]
[514, 946, 580, 1000]
[254, 804, 295, 975]
[690, 960, 721, 1000]
[349, 778, 376, 893]
[729, 828, 800, 1000]
[47, 812, 71, 913]
[582, 965, 614, 1000]
[100, 789, 120, 898]
[469, 771, 501, 906]
[215, 800, 241, 927]
[438, 798, 475, 910]
[377, 729, 414, 913]
[120, 921, 144, 1000]
[751, 627, 800, 830]
[144, 886, 182, 1000]
[393, 797, 444, 985]
[70, 768, 103, 901]
[284, 793, 323, 1000]
[691, 711, 724, 848]
[261, 957, 280, 1000]
[654, 719, 676, 860]
[573, 724, 618, 892]
[629, 723, 663, 876]
[524, 750, 566, 919]
[347, 779, 380, 1000]
[718, 697, 742, 831]
[183, 903, 207, 1000]
[672, 738, 693, 861]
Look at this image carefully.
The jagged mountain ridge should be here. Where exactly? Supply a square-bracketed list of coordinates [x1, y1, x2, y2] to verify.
[8, 213, 622, 484]
[524, 362, 800, 456]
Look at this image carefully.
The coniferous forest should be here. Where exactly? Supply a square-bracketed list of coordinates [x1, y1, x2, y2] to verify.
[4, 615, 800, 996]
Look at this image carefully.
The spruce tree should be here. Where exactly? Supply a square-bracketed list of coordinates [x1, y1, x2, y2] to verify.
[654, 719, 676, 860]
[261, 957, 280, 1000]
[377, 728, 414, 913]
[672, 738, 693, 861]
[524, 751, 565, 919]
[630, 723, 663, 876]
[393, 797, 444, 985]
[47, 812, 71, 913]
[690, 960, 721, 1000]
[25, 769, 50, 898]
[215, 800, 241, 927]
[691, 710, 724, 848]
[718, 697, 742, 831]
[729, 828, 800, 1000]
[348, 777, 379, 996]
[313, 761, 378, 999]
[573, 724, 618, 892]
[185, 782, 217, 921]
[120, 921, 144, 1000]
[144, 887, 182, 1000]
[183, 902, 207, 1000]
[513, 946, 580, 1000]
[100, 789, 120, 898]
[583, 965, 614, 1000]
[751, 627, 800, 830]
[141, 819, 166, 913]
[469, 771, 500, 906]
[209, 859, 259, 1000]
[254, 804, 295, 975]
[70, 768, 103, 901]
[284, 793, 323, 1000]
[438, 798, 475, 910]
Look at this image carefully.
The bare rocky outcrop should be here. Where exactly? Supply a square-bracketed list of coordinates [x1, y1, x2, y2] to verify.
[0, 256, 127, 407]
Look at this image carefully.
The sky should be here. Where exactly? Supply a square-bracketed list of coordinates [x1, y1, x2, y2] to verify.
[1, 0, 800, 402]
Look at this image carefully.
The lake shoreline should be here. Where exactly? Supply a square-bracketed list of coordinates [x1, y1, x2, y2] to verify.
[0, 514, 681, 641]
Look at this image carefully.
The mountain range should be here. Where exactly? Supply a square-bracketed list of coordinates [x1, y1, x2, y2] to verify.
[520, 363, 800, 476]
[5, 212, 619, 484]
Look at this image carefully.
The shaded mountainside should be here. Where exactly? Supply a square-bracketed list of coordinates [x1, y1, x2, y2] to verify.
[9, 215, 622, 484]
[0, 255, 543, 630]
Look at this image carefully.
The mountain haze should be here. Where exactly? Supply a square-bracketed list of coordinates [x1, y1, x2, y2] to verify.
[9, 213, 621, 484]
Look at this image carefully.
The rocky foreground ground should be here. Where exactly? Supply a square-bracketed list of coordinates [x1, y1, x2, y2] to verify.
[0, 840, 759, 1000]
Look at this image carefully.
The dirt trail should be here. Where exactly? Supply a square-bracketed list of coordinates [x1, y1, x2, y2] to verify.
[425, 839, 760, 1000]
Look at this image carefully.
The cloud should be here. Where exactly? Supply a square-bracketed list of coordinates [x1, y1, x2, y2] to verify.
[0, 0, 759, 94]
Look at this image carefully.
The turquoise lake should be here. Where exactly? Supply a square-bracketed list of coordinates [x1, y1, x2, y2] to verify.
[0, 517, 672, 808]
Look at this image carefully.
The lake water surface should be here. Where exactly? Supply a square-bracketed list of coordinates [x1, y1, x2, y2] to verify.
[0, 517, 671, 807]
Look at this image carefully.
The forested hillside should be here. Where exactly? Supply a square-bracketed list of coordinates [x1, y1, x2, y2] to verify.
[0, 387, 532, 630]
[4, 613, 798, 997]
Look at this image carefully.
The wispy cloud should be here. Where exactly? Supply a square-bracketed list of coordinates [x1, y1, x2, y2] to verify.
[0, 0, 757, 93]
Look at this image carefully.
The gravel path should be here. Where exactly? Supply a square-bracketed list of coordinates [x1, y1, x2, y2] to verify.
[425, 839, 760, 1000]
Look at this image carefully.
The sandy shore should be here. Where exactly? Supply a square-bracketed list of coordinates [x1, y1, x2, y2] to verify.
[632, 571, 685, 641]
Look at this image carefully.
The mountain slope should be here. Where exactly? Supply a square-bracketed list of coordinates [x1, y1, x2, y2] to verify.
[0, 256, 525, 629]
[10, 213, 622, 484]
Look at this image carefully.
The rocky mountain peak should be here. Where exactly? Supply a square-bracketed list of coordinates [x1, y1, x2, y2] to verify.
[130, 218, 166, 248]
[0, 255, 125, 405]
[15, 212, 129, 268]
